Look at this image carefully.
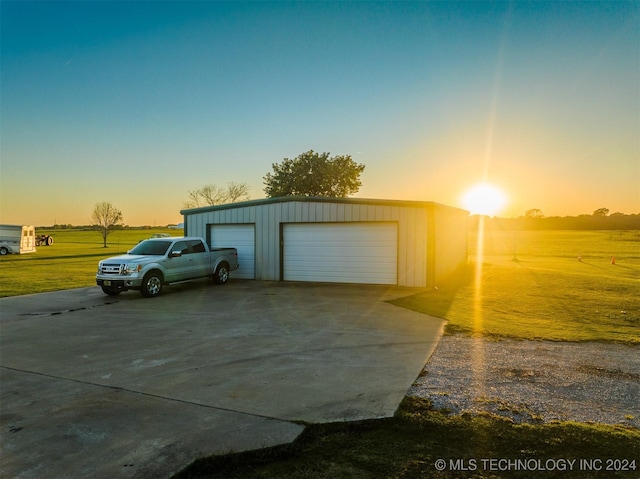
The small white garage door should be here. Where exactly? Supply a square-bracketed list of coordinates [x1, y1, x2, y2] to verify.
[210, 224, 255, 279]
[283, 223, 398, 284]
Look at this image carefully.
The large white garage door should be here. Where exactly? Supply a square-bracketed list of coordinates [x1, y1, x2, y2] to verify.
[210, 225, 255, 279]
[283, 223, 398, 284]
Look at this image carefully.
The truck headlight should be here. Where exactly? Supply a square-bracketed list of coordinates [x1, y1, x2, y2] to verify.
[123, 264, 142, 275]
[97, 262, 103, 273]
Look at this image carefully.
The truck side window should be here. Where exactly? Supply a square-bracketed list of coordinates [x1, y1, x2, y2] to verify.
[172, 241, 189, 255]
[189, 240, 206, 253]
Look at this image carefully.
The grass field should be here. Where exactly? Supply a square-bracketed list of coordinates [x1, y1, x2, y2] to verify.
[391, 229, 640, 344]
[0, 227, 178, 297]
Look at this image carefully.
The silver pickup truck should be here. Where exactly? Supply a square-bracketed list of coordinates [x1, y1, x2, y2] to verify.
[96, 236, 238, 297]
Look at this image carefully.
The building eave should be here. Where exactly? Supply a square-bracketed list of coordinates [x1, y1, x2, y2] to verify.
[181, 196, 468, 216]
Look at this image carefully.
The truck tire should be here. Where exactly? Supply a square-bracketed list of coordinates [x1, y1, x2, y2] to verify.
[213, 262, 230, 285]
[101, 286, 121, 296]
[0, 247, 8, 256]
[141, 271, 163, 297]
[46, 236, 53, 246]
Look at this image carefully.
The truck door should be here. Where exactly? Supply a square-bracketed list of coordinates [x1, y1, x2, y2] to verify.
[187, 239, 210, 278]
[166, 240, 191, 282]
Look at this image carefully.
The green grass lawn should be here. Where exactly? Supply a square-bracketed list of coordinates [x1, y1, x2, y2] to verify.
[391, 230, 640, 344]
[0, 227, 178, 297]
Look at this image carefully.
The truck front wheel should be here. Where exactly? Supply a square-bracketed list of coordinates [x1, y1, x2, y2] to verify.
[141, 271, 163, 297]
[213, 263, 230, 285]
[0, 247, 8, 256]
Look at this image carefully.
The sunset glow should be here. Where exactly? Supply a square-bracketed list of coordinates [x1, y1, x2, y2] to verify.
[462, 184, 507, 216]
[1, 2, 637, 225]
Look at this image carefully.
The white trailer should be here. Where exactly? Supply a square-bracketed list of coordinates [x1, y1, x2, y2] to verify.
[0, 225, 38, 255]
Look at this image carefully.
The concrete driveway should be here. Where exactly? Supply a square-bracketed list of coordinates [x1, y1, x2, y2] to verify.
[1, 280, 444, 478]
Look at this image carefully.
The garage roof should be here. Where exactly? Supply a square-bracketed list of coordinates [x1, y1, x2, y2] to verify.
[181, 196, 467, 216]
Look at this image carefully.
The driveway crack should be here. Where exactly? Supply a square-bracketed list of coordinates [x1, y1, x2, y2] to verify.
[0, 365, 294, 424]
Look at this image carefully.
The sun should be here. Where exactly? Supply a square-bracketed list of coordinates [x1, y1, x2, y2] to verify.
[462, 183, 507, 216]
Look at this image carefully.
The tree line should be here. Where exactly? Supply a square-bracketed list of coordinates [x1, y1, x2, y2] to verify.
[471, 212, 640, 231]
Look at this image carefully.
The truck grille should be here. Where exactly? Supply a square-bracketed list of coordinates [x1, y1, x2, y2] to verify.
[101, 263, 123, 275]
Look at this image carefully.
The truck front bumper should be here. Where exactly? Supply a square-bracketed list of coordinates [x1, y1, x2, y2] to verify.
[96, 276, 143, 290]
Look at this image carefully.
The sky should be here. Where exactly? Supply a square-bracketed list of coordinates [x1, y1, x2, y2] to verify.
[1, 1, 638, 226]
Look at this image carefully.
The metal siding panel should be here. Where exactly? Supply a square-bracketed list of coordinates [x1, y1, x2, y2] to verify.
[302, 202, 311, 221]
[287, 202, 297, 222]
[255, 207, 268, 280]
[433, 206, 468, 285]
[331, 203, 339, 221]
[254, 211, 263, 279]
[275, 205, 283, 278]
[401, 208, 428, 288]
[268, 204, 279, 279]
[397, 208, 408, 286]
[294, 202, 303, 222]
[406, 209, 417, 287]
[367, 205, 377, 220]
[343, 204, 353, 222]
[321, 203, 330, 221]
[350, 206, 359, 221]
[418, 209, 428, 287]
[259, 206, 270, 280]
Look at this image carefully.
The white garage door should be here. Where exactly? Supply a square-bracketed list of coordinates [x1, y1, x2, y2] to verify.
[210, 225, 255, 279]
[283, 223, 398, 284]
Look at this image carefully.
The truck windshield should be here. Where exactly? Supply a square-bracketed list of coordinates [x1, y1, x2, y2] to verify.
[129, 240, 172, 256]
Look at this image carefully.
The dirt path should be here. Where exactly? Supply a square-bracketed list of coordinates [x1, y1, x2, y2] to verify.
[409, 335, 640, 428]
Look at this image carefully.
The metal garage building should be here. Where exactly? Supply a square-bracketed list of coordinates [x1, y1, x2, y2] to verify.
[181, 196, 468, 288]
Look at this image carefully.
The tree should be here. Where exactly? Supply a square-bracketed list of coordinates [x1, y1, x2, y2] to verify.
[184, 182, 250, 208]
[263, 150, 365, 198]
[91, 202, 123, 247]
[525, 208, 545, 218]
[593, 207, 610, 217]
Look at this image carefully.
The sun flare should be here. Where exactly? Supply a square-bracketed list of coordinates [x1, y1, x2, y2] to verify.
[462, 184, 507, 216]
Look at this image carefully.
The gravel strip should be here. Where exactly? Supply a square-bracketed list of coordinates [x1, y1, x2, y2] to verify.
[408, 335, 640, 428]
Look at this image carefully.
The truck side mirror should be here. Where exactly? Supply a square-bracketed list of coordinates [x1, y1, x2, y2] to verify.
[170, 250, 182, 258]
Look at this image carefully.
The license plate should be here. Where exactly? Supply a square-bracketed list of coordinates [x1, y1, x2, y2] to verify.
[104, 280, 111, 286]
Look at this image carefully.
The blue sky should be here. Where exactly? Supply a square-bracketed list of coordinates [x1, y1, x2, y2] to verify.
[1, 1, 638, 225]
